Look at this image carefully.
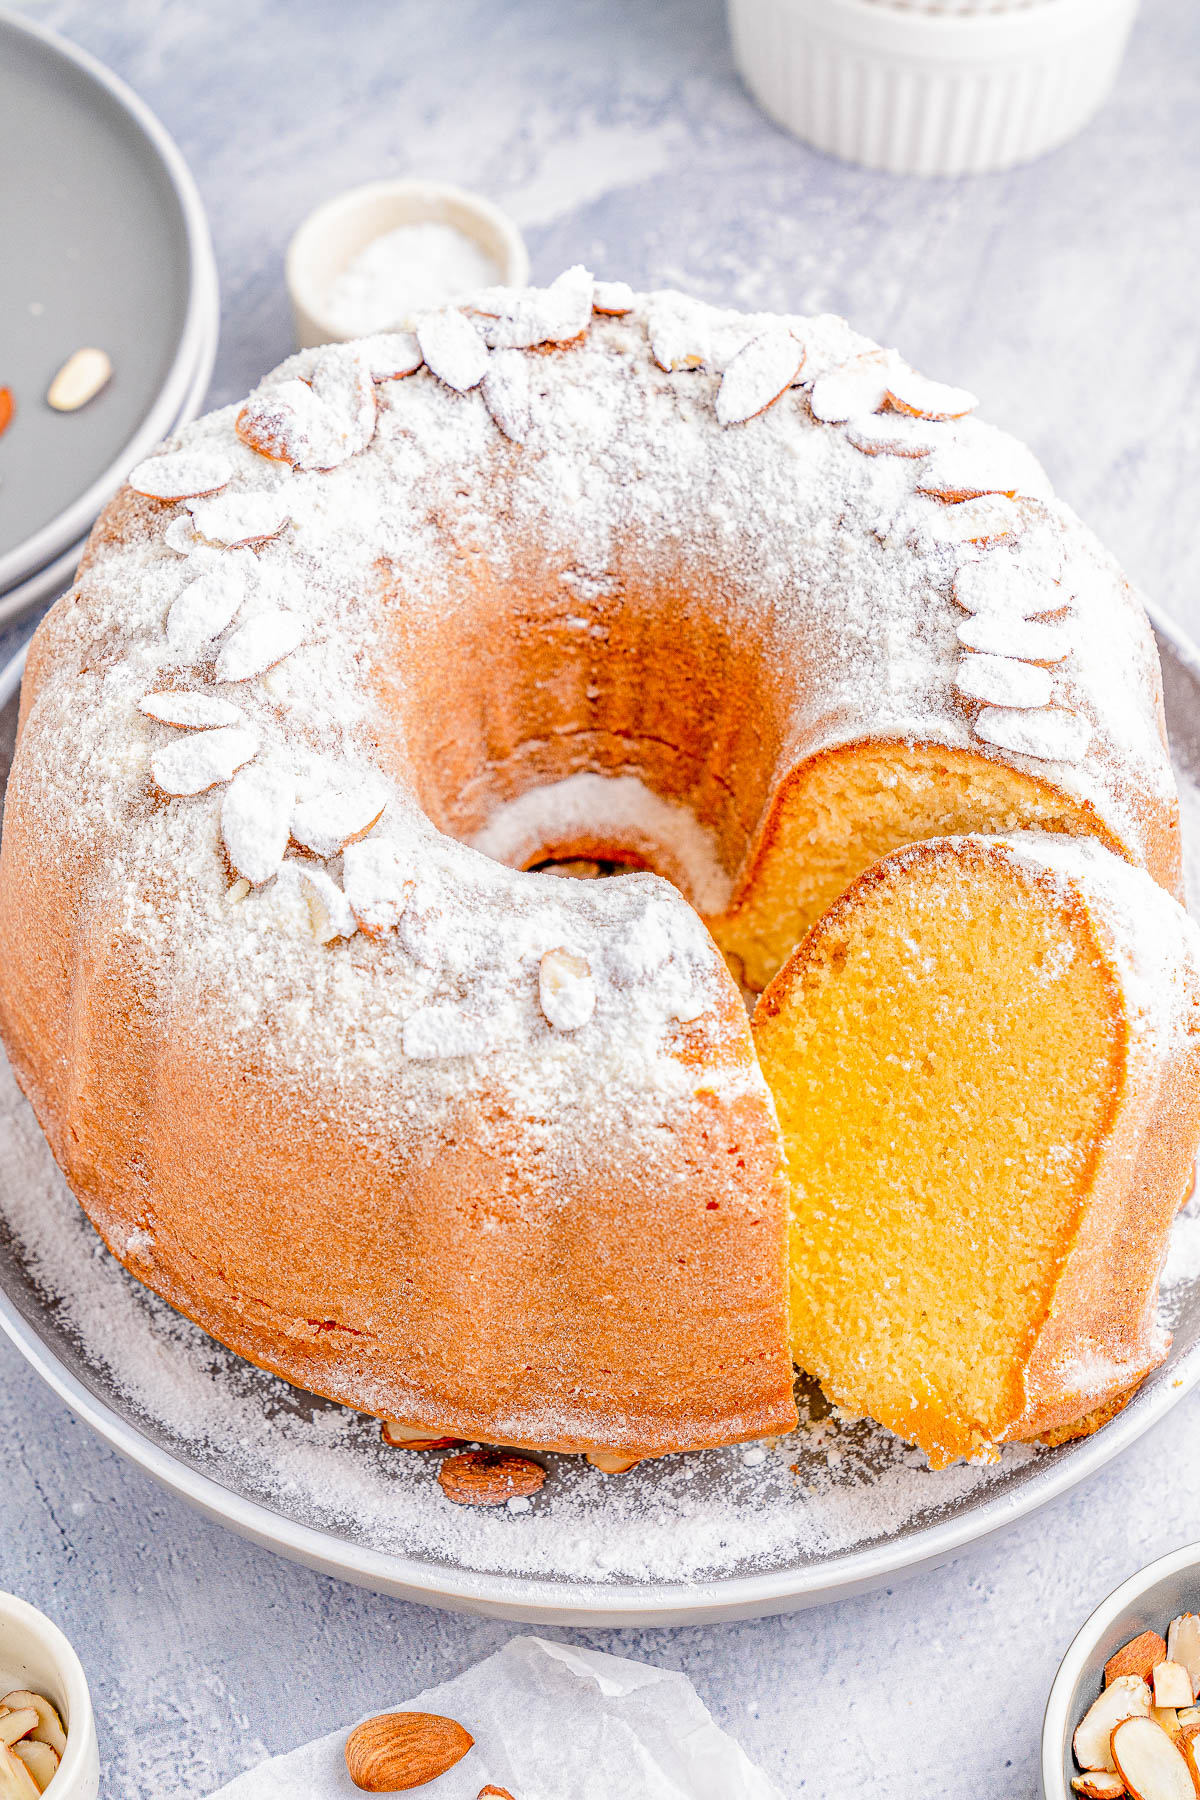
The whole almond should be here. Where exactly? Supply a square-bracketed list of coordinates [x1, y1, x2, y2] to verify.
[345, 1712, 473, 1792]
[0, 388, 13, 438]
[438, 1450, 545, 1507]
[478, 1788, 516, 1798]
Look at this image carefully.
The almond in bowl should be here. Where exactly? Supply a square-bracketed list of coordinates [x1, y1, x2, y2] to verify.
[0, 1592, 99, 1800]
[1044, 1546, 1200, 1800]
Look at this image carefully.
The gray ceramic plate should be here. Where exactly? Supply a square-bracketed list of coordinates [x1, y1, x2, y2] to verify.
[0, 8, 218, 605]
[1, 611, 1199, 1627]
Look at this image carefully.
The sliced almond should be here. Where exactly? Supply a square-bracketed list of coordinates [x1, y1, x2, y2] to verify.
[151, 725, 257, 797]
[1075, 1677, 1153, 1773]
[952, 554, 1065, 619]
[0, 1748, 38, 1800]
[845, 413, 941, 458]
[1168, 1619, 1200, 1701]
[222, 764, 294, 885]
[342, 838, 411, 938]
[975, 703, 1091, 764]
[1152, 1709, 1182, 1742]
[139, 691, 245, 729]
[593, 280, 634, 316]
[0, 1716, 36, 1751]
[0, 1693, 67, 1758]
[345, 1712, 474, 1792]
[808, 350, 894, 424]
[1182, 1729, 1200, 1785]
[380, 1420, 461, 1452]
[1073, 1776, 1126, 1798]
[46, 346, 112, 411]
[648, 294, 711, 372]
[417, 309, 489, 393]
[482, 348, 533, 444]
[438, 1450, 546, 1507]
[484, 266, 594, 351]
[291, 780, 387, 860]
[359, 331, 423, 382]
[10, 1744, 58, 1795]
[586, 1450, 642, 1473]
[538, 947, 595, 1031]
[1155, 1667, 1194, 1712]
[1110, 1715, 1196, 1800]
[128, 449, 234, 501]
[921, 494, 1024, 547]
[165, 552, 254, 657]
[955, 614, 1071, 664]
[885, 365, 978, 420]
[294, 865, 357, 944]
[214, 609, 305, 683]
[955, 652, 1054, 710]
[715, 328, 803, 427]
[187, 491, 291, 549]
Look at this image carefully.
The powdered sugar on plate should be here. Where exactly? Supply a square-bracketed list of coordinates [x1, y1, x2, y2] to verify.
[2, 1027, 1197, 1596]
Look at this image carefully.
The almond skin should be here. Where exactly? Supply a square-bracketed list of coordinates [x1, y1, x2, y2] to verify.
[345, 1712, 473, 1792]
[438, 1450, 546, 1507]
[1106, 1633, 1168, 1687]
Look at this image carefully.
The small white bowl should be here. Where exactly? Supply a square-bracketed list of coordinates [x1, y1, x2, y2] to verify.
[1042, 1541, 1200, 1798]
[729, 0, 1140, 176]
[0, 1591, 99, 1799]
[285, 178, 530, 349]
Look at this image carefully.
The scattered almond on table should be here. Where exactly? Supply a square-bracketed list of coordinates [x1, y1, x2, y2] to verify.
[1073, 1612, 1200, 1796]
[0, 388, 13, 438]
[0, 1688, 67, 1796]
[345, 1711, 474, 1792]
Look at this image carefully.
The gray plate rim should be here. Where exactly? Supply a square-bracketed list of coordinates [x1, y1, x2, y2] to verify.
[0, 286, 219, 635]
[0, 7, 220, 596]
[0, 605, 1198, 1626]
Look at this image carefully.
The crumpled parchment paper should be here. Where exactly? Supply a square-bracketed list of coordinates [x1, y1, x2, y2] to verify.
[206, 1633, 782, 1799]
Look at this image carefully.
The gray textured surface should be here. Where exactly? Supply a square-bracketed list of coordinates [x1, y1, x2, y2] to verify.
[2, 0, 1200, 1794]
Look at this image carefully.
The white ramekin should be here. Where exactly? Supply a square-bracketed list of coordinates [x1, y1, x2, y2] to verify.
[0, 1591, 100, 1800]
[285, 178, 530, 349]
[728, 0, 1140, 175]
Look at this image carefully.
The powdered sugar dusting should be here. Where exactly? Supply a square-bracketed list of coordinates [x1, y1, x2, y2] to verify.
[470, 772, 733, 915]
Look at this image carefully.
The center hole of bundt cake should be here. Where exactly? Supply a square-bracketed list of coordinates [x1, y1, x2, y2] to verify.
[525, 852, 652, 880]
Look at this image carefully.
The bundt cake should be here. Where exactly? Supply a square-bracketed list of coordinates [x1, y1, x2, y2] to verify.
[754, 833, 1200, 1469]
[0, 268, 1193, 1467]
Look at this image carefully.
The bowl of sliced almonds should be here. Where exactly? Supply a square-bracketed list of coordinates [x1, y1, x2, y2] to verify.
[0, 1593, 98, 1799]
[1044, 1544, 1200, 1799]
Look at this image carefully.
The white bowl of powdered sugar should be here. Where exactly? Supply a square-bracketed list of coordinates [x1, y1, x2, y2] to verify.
[286, 177, 529, 349]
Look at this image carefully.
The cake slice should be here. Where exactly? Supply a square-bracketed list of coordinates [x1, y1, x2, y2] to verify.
[753, 833, 1200, 1468]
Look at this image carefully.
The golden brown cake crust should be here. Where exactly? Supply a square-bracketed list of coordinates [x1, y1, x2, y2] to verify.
[0, 282, 1188, 1462]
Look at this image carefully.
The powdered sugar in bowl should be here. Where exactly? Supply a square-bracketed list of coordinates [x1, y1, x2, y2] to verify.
[286, 178, 529, 349]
